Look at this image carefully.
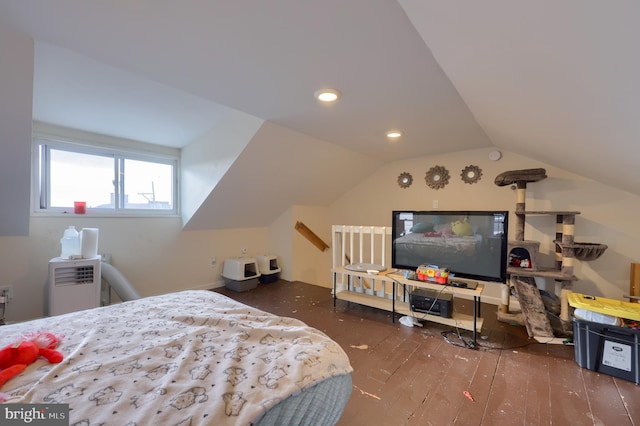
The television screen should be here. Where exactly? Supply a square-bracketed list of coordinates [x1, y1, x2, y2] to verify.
[391, 210, 509, 283]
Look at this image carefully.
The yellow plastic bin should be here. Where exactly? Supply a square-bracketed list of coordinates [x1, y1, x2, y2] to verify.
[569, 292, 640, 383]
[568, 292, 640, 321]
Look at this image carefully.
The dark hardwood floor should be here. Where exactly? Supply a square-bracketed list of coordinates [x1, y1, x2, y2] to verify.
[213, 280, 640, 426]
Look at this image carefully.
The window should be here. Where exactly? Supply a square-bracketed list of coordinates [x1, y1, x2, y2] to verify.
[34, 137, 178, 215]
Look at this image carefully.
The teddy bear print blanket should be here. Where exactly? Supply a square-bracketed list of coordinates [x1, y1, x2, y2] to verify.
[0, 290, 353, 425]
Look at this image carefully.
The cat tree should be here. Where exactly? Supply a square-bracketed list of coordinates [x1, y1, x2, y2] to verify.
[495, 168, 607, 342]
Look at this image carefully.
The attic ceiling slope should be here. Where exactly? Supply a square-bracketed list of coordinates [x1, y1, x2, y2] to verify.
[184, 122, 382, 230]
[0, 0, 492, 159]
[33, 42, 229, 148]
[400, 0, 640, 196]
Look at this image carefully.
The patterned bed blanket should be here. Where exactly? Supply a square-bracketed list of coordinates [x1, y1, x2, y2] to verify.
[0, 290, 353, 425]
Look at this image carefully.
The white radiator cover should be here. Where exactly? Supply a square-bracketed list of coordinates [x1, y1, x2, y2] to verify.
[48, 256, 101, 316]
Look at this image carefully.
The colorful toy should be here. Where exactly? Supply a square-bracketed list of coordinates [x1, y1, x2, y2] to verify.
[0, 331, 64, 389]
[435, 268, 449, 284]
[416, 264, 438, 281]
[416, 264, 450, 284]
[509, 252, 532, 268]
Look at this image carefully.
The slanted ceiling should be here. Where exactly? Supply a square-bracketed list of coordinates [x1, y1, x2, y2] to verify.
[401, 0, 640, 194]
[0, 1, 639, 232]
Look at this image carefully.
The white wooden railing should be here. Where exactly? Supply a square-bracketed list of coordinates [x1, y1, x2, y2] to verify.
[331, 225, 394, 297]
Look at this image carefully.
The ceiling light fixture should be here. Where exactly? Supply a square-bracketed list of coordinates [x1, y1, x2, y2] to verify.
[386, 130, 403, 140]
[314, 88, 341, 103]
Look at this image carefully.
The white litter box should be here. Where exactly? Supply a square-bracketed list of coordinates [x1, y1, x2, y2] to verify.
[255, 254, 281, 284]
[222, 257, 260, 291]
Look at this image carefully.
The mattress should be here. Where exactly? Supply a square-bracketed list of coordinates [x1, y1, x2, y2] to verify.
[0, 290, 353, 425]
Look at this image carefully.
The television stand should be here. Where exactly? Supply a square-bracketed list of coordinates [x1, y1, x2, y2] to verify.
[407, 275, 478, 290]
[331, 266, 485, 347]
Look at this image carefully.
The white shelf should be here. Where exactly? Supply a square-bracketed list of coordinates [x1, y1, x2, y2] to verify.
[335, 290, 395, 312]
[331, 226, 484, 346]
[332, 266, 397, 282]
[335, 290, 482, 332]
[334, 273, 485, 333]
[387, 273, 485, 299]
[395, 302, 484, 332]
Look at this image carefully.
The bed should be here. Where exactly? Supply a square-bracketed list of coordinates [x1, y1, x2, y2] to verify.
[0, 290, 353, 425]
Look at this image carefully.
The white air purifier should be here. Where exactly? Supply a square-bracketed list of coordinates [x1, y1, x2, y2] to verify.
[48, 256, 101, 316]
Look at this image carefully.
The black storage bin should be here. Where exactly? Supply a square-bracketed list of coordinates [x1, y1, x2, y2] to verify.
[259, 273, 279, 284]
[573, 318, 640, 384]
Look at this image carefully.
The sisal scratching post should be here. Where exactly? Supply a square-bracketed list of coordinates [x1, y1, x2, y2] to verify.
[500, 284, 510, 313]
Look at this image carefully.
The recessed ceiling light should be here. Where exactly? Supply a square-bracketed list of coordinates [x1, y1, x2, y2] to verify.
[386, 130, 403, 139]
[314, 88, 341, 103]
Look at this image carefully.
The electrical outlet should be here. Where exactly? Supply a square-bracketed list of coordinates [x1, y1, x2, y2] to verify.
[0, 286, 13, 302]
[100, 253, 112, 264]
[210, 257, 217, 267]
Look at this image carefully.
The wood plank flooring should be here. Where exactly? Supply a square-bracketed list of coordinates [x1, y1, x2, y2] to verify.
[213, 280, 640, 425]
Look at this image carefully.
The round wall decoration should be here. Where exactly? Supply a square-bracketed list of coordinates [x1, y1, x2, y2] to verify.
[425, 165, 450, 190]
[461, 165, 482, 184]
[397, 172, 413, 189]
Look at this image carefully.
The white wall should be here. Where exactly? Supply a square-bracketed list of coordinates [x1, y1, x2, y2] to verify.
[267, 205, 332, 286]
[181, 111, 264, 227]
[269, 208, 294, 281]
[0, 217, 268, 322]
[3, 145, 638, 321]
[0, 26, 33, 236]
[291, 205, 332, 286]
[292, 147, 640, 305]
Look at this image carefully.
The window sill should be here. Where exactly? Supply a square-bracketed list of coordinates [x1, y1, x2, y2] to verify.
[32, 211, 181, 219]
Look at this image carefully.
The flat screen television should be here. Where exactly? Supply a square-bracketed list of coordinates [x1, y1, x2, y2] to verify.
[391, 210, 509, 283]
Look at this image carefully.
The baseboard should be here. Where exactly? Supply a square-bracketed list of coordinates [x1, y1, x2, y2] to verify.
[204, 280, 225, 290]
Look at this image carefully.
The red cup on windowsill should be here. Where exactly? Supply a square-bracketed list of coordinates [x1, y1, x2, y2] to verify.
[74, 201, 86, 214]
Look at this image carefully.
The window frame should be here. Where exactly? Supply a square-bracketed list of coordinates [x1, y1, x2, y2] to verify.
[32, 132, 180, 217]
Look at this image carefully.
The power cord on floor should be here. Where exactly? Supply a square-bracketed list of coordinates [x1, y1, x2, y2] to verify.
[407, 285, 480, 349]
[408, 284, 574, 351]
[441, 329, 551, 351]
[441, 330, 476, 349]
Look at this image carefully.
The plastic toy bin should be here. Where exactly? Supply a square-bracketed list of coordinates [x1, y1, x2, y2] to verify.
[573, 318, 640, 384]
[222, 257, 260, 292]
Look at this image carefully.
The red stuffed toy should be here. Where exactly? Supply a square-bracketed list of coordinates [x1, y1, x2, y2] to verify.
[0, 331, 64, 389]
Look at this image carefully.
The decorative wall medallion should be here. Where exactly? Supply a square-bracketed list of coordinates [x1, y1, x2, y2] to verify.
[461, 165, 482, 184]
[425, 165, 450, 190]
[397, 172, 413, 189]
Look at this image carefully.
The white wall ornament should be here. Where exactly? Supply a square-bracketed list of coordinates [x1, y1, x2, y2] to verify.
[425, 165, 450, 190]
